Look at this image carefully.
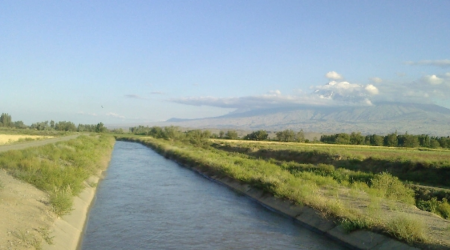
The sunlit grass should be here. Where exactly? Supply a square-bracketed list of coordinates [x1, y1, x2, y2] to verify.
[0, 134, 54, 145]
[0, 135, 115, 216]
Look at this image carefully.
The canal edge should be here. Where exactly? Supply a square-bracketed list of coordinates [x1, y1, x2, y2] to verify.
[42, 142, 115, 250]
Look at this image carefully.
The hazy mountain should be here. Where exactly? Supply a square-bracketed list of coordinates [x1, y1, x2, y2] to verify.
[161, 102, 450, 136]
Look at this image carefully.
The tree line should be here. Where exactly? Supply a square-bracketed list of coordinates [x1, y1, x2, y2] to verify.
[320, 131, 450, 149]
[0, 113, 107, 133]
[130, 125, 450, 149]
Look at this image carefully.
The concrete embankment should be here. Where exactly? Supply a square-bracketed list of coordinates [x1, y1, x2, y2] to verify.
[122, 138, 419, 250]
[42, 175, 103, 250]
[42, 150, 113, 250]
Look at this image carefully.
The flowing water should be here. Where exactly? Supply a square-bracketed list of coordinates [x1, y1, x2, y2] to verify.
[81, 141, 346, 249]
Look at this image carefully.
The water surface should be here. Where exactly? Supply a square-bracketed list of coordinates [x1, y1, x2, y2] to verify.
[81, 141, 346, 249]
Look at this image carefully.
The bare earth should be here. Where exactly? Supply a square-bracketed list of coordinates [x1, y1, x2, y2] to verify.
[0, 135, 80, 250]
[0, 169, 54, 250]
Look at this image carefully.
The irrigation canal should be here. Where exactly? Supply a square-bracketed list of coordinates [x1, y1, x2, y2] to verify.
[80, 141, 347, 249]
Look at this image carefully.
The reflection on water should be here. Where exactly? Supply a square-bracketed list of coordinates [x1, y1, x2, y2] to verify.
[81, 141, 346, 250]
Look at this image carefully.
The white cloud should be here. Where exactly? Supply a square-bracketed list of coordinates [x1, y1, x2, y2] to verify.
[365, 84, 379, 95]
[77, 111, 97, 116]
[106, 112, 125, 119]
[422, 75, 444, 85]
[150, 91, 165, 95]
[268, 90, 281, 95]
[370, 77, 383, 83]
[170, 71, 450, 111]
[171, 80, 379, 109]
[404, 59, 450, 68]
[325, 71, 343, 80]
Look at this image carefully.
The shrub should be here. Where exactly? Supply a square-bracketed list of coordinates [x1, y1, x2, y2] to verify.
[371, 172, 415, 204]
[50, 186, 73, 216]
[385, 215, 427, 243]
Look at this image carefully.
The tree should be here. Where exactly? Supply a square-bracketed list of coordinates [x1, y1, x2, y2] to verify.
[335, 133, 351, 144]
[430, 139, 441, 148]
[296, 129, 305, 142]
[0, 113, 12, 127]
[225, 130, 239, 140]
[402, 134, 419, 148]
[13, 121, 27, 129]
[350, 132, 364, 145]
[370, 134, 384, 146]
[95, 122, 107, 133]
[384, 132, 398, 147]
[244, 130, 268, 141]
[276, 129, 296, 142]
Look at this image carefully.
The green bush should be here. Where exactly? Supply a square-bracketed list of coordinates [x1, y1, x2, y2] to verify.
[371, 172, 415, 204]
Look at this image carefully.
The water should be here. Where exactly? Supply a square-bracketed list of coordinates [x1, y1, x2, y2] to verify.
[81, 141, 346, 249]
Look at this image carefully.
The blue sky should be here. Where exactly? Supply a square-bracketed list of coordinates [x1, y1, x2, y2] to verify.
[1, 1, 450, 125]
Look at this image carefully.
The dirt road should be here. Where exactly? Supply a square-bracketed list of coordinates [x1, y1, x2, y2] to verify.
[0, 134, 80, 153]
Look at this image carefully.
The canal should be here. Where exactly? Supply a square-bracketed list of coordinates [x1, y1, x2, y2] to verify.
[81, 141, 346, 249]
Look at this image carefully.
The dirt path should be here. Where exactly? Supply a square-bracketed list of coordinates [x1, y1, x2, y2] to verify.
[0, 135, 80, 153]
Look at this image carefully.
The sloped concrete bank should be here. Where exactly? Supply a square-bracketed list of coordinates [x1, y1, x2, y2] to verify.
[42, 175, 104, 250]
[42, 159, 113, 250]
[121, 138, 419, 250]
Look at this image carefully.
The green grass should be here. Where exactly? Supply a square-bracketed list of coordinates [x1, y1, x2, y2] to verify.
[0, 134, 115, 216]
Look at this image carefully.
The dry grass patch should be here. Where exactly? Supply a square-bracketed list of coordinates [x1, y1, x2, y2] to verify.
[0, 134, 53, 145]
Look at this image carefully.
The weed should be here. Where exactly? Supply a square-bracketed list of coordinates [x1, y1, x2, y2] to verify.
[37, 227, 54, 245]
[50, 186, 73, 216]
[340, 217, 371, 232]
[12, 229, 42, 250]
[385, 215, 428, 243]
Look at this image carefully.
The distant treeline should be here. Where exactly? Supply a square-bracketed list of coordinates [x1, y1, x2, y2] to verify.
[0, 112, 108, 133]
[320, 132, 450, 149]
[130, 125, 450, 149]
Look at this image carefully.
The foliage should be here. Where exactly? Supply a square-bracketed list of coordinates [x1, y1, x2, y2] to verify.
[0, 135, 115, 215]
[275, 129, 305, 142]
[370, 172, 415, 204]
[385, 215, 427, 243]
[244, 130, 268, 141]
[0, 113, 13, 127]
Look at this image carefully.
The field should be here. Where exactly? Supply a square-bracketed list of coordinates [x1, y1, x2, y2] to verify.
[119, 135, 450, 249]
[0, 134, 54, 145]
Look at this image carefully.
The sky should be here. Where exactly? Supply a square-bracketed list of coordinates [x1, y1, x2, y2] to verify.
[1, 0, 450, 125]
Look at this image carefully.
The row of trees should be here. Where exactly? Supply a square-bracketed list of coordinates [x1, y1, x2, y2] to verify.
[320, 132, 449, 148]
[130, 125, 450, 149]
[0, 113, 107, 133]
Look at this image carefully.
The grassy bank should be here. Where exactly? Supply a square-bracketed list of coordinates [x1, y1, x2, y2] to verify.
[118, 135, 450, 248]
[0, 134, 115, 216]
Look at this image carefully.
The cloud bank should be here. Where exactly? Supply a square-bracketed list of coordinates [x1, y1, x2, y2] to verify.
[404, 59, 450, 68]
[170, 70, 450, 111]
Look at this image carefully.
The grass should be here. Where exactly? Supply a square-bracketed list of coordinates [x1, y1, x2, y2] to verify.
[385, 215, 427, 244]
[12, 229, 42, 250]
[118, 135, 432, 245]
[211, 139, 450, 219]
[0, 134, 115, 216]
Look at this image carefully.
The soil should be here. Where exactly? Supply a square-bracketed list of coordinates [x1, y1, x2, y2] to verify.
[0, 135, 80, 249]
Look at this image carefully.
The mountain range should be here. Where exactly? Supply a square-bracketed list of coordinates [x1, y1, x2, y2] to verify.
[160, 102, 450, 136]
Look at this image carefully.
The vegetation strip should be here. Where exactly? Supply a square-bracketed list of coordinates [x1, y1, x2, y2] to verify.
[118, 135, 450, 249]
[0, 134, 115, 249]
